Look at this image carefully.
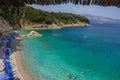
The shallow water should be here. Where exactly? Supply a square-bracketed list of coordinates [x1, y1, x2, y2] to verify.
[20, 23, 120, 80]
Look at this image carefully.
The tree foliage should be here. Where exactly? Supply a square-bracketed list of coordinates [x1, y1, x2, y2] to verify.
[0, 6, 89, 27]
[20, 6, 89, 24]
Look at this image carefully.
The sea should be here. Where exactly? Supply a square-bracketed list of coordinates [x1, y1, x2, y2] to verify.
[19, 23, 120, 80]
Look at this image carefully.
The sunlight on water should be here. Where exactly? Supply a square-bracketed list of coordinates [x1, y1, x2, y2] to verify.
[20, 24, 120, 80]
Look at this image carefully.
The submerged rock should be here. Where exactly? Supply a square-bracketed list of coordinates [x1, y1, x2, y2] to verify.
[27, 31, 42, 37]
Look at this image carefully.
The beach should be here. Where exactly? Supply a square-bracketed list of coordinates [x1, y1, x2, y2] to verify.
[10, 35, 35, 80]
[0, 23, 119, 80]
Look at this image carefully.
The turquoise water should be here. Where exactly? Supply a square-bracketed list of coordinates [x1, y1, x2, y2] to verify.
[20, 23, 120, 80]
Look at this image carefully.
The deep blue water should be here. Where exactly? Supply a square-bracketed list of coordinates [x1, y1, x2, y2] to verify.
[20, 23, 120, 80]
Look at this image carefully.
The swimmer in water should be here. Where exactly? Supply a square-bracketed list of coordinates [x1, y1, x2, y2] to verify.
[84, 36, 87, 38]
[86, 69, 90, 72]
[67, 74, 72, 79]
[81, 71, 85, 74]
[73, 75, 77, 80]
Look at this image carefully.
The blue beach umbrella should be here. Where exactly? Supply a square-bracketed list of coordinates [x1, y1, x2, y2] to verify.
[4, 64, 14, 80]
[4, 62, 12, 69]
[5, 49, 10, 56]
[0, 73, 8, 80]
[7, 38, 12, 42]
[6, 42, 11, 48]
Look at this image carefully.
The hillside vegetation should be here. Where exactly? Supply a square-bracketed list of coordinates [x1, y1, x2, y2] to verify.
[0, 6, 89, 29]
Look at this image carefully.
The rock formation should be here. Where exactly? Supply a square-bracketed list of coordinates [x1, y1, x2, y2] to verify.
[27, 31, 42, 37]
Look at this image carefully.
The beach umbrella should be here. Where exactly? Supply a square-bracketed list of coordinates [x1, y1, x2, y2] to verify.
[0, 73, 8, 80]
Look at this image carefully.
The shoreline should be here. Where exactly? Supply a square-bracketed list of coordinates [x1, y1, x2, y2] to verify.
[10, 24, 89, 80]
[11, 35, 35, 80]
[21, 22, 89, 30]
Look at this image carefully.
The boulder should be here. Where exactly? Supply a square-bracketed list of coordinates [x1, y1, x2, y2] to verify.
[27, 31, 42, 37]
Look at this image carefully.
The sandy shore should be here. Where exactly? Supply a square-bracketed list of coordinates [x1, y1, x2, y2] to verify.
[10, 35, 35, 80]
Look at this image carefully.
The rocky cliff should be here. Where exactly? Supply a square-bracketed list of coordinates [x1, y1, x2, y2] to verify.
[0, 6, 89, 30]
[0, 17, 13, 35]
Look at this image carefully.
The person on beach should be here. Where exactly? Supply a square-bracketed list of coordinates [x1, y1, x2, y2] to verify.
[3, 46, 7, 58]
[0, 61, 5, 72]
[0, 46, 4, 58]
[0, 32, 18, 80]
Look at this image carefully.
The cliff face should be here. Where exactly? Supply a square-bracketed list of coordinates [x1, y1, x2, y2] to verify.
[19, 6, 89, 29]
[0, 6, 89, 30]
[0, 17, 12, 35]
[20, 19, 89, 29]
